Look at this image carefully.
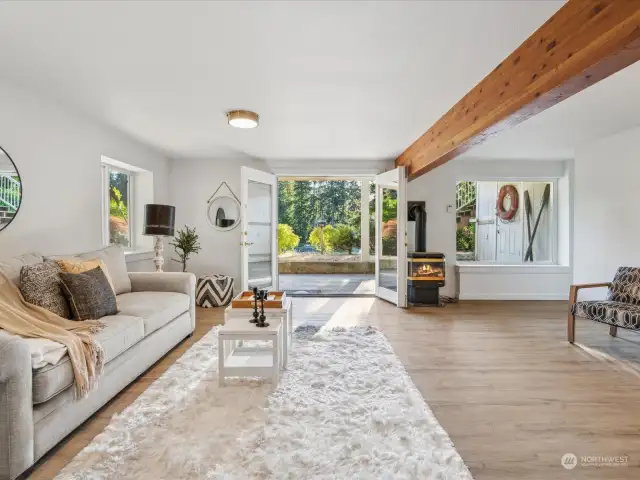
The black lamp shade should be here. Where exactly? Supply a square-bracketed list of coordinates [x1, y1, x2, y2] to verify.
[143, 204, 175, 236]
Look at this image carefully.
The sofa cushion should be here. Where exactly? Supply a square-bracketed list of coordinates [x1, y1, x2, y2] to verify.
[19, 260, 71, 319]
[607, 267, 640, 305]
[32, 315, 144, 404]
[0, 252, 44, 287]
[573, 300, 640, 330]
[60, 267, 118, 320]
[117, 291, 190, 336]
[56, 257, 116, 294]
[45, 245, 131, 295]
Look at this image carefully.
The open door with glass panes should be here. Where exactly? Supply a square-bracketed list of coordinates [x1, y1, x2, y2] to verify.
[374, 167, 407, 307]
[240, 167, 278, 291]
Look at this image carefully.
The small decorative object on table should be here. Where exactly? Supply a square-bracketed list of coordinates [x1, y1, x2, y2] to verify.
[232, 290, 287, 309]
[249, 288, 269, 328]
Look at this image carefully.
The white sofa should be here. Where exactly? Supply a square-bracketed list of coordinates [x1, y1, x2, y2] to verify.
[0, 248, 196, 479]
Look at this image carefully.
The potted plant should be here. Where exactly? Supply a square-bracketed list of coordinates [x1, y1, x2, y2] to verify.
[170, 225, 201, 272]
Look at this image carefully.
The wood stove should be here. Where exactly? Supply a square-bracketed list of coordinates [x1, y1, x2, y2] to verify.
[408, 253, 445, 305]
[407, 202, 445, 305]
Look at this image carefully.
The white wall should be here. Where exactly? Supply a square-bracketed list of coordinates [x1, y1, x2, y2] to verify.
[0, 151, 15, 172]
[574, 125, 640, 300]
[408, 157, 572, 299]
[0, 81, 170, 270]
[168, 156, 272, 286]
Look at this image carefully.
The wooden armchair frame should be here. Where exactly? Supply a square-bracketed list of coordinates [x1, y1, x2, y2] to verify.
[568, 282, 612, 343]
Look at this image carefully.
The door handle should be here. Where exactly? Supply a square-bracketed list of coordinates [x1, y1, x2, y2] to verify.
[243, 242, 254, 246]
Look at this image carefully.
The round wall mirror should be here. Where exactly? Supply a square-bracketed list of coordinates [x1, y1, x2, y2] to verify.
[0, 146, 22, 232]
[207, 195, 241, 231]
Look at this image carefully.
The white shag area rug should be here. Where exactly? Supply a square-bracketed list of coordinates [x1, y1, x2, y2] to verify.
[56, 325, 473, 479]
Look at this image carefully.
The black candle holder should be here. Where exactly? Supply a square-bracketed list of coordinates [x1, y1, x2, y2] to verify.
[250, 287, 259, 323]
[256, 289, 270, 328]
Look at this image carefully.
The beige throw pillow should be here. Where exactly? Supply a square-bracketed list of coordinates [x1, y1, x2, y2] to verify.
[56, 258, 116, 294]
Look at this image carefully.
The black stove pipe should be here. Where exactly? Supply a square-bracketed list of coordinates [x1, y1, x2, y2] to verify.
[409, 203, 427, 252]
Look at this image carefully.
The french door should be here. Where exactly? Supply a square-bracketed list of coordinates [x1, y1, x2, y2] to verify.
[240, 167, 278, 291]
[374, 167, 407, 307]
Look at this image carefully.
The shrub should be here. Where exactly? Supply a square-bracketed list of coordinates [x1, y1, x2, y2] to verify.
[327, 224, 357, 254]
[456, 225, 475, 252]
[278, 224, 300, 254]
[309, 225, 335, 254]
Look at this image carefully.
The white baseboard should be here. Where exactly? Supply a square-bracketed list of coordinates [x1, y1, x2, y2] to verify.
[459, 293, 569, 301]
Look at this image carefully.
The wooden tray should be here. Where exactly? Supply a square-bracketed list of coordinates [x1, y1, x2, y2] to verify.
[231, 291, 287, 309]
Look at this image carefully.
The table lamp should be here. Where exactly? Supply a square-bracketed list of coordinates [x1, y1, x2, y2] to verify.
[143, 204, 176, 272]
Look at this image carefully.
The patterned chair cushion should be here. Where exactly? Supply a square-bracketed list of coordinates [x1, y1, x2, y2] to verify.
[196, 274, 234, 308]
[572, 301, 640, 330]
[606, 267, 640, 305]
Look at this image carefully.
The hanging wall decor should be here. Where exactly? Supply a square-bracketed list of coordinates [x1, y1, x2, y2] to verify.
[206, 181, 241, 231]
[0, 146, 23, 232]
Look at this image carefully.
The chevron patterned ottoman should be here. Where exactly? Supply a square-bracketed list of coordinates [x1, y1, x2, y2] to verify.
[196, 274, 235, 308]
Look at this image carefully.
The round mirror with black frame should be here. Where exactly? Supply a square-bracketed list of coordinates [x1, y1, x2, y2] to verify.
[207, 195, 241, 231]
[0, 146, 22, 231]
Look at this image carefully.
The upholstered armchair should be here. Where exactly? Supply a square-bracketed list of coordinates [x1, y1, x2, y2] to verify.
[568, 267, 640, 343]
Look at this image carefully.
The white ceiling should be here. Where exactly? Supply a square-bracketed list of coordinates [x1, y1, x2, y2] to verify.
[0, 1, 563, 161]
[460, 53, 640, 161]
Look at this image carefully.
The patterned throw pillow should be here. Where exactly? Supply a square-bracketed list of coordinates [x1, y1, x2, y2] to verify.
[59, 266, 118, 320]
[19, 261, 71, 319]
[56, 258, 116, 294]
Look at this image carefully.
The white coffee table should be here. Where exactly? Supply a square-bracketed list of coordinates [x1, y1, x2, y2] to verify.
[218, 319, 282, 387]
[224, 297, 292, 368]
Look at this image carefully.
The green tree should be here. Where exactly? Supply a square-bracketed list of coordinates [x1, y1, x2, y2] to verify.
[170, 225, 201, 272]
[278, 223, 300, 254]
[326, 224, 356, 254]
[309, 225, 335, 254]
[110, 186, 128, 222]
[278, 180, 295, 228]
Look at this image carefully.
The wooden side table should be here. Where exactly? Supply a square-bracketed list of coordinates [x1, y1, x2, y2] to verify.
[224, 297, 292, 368]
[218, 319, 282, 387]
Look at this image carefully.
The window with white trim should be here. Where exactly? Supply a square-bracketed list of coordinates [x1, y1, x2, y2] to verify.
[102, 164, 135, 249]
[456, 180, 557, 264]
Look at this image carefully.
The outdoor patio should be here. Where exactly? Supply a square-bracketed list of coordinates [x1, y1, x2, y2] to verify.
[279, 273, 374, 295]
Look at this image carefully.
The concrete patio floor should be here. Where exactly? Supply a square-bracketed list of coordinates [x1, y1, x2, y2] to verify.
[279, 273, 375, 295]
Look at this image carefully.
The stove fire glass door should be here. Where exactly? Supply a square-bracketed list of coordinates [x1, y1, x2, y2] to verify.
[374, 167, 407, 307]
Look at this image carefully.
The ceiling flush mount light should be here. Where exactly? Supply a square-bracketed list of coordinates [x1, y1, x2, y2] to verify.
[227, 110, 259, 129]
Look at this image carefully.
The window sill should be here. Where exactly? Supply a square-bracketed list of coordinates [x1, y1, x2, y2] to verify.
[124, 249, 155, 263]
[456, 263, 571, 275]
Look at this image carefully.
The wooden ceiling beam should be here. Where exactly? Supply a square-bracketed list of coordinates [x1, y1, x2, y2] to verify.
[396, 0, 640, 180]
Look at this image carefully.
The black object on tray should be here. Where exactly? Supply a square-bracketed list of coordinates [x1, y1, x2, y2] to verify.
[251, 287, 270, 328]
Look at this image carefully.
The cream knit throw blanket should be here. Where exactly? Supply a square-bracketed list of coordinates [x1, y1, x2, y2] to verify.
[0, 273, 105, 398]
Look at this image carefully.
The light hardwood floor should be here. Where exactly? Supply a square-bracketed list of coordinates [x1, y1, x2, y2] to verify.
[29, 300, 640, 479]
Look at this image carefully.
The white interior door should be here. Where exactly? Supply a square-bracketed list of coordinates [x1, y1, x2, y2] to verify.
[374, 167, 407, 307]
[240, 167, 278, 291]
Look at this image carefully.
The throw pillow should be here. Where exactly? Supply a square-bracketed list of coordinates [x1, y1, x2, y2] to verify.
[77, 245, 131, 295]
[59, 266, 118, 320]
[19, 261, 71, 319]
[56, 258, 116, 294]
[44, 245, 131, 295]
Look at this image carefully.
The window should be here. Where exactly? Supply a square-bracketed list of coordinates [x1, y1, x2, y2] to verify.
[102, 165, 133, 249]
[456, 180, 556, 264]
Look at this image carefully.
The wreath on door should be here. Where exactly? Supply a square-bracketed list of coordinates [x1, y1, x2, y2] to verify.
[496, 184, 519, 221]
